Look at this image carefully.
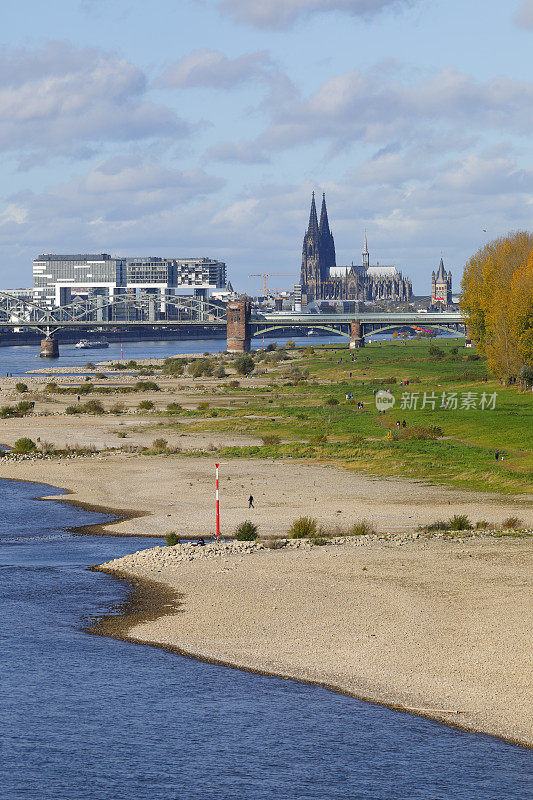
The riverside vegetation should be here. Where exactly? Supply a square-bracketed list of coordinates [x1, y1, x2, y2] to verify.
[1, 337, 532, 496]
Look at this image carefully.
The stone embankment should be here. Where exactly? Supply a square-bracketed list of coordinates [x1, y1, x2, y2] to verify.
[97, 530, 529, 573]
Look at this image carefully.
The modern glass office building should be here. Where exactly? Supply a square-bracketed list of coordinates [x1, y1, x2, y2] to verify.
[33, 253, 227, 306]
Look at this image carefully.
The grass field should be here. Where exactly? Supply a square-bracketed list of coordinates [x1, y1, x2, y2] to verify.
[157, 338, 533, 494]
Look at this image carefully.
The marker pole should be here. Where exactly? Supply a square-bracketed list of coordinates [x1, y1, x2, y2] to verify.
[215, 463, 220, 540]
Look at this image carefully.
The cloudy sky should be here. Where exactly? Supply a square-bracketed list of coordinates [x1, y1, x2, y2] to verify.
[1, 0, 532, 293]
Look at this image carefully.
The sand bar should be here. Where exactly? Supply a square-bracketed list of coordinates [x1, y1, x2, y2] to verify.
[97, 534, 533, 747]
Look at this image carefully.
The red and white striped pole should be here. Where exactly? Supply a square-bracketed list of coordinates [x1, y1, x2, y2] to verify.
[215, 463, 220, 540]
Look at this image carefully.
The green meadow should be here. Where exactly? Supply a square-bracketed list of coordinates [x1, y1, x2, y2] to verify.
[161, 339, 533, 494]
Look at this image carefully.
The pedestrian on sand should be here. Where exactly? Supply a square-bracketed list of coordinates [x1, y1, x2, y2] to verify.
[248, 495, 254, 509]
[495, 450, 499, 461]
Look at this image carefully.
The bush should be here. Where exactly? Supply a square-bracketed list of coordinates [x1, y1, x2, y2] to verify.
[261, 435, 280, 445]
[229, 379, 240, 388]
[162, 358, 186, 376]
[311, 434, 327, 444]
[235, 354, 254, 375]
[288, 516, 317, 538]
[117, 431, 128, 438]
[215, 366, 226, 378]
[85, 363, 95, 370]
[16, 400, 34, 414]
[350, 519, 376, 536]
[235, 520, 258, 541]
[189, 358, 214, 378]
[83, 400, 104, 414]
[110, 403, 125, 414]
[428, 344, 445, 359]
[152, 438, 168, 453]
[501, 516, 523, 529]
[165, 532, 180, 546]
[325, 397, 339, 406]
[94, 373, 107, 379]
[166, 402, 182, 413]
[135, 380, 160, 391]
[197, 402, 210, 411]
[65, 405, 83, 415]
[448, 514, 472, 531]
[422, 520, 448, 532]
[13, 437, 37, 453]
[45, 382, 58, 392]
[138, 400, 154, 410]
[15, 382, 28, 393]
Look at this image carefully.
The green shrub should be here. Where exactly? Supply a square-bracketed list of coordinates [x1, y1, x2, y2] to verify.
[83, 400, 104, 414]
[45, 382, 58, 392]
[13, 437, 37, 453]
[117, 430, 128, 438]
[428, 344, 445, 359]
[261, 434, 280, 445]
[65, 405, 83, 415]
[228, 379, 240, 388]
[85, 362, 95, 370]
[110, 403, 125, 414]
[152, 438, 168, 452]
[235, 354, 254, 375]
[325, 397, 339, 406]
[15, 400, 34, 414]
[138, 400, 154, 410]
[162, 357, 187, 376]
[235, 520, 258, 541]
[422, 520, 448, 532]
[135, 380, 160, 391]
[197, 402, 210, 411]
[165, 532, 180, 546]
[350, 519, 375, 536]
[94, 373, 107, 379]
[448, 514, 472, 531]
[215, 366, 226, 378]
[166, 402, 182, 413]
[189, 358, 214, 378]
[15, 382, 28, 393]
[288, 516, 317, 538]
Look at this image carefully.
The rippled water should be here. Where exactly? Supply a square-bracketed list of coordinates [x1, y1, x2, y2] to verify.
[0, 334, 344, 376]
[0, 479, 530, 799]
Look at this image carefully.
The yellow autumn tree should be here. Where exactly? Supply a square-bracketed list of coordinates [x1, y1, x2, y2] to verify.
[460, 231, 533, 378]
[510, 252, 533, 373]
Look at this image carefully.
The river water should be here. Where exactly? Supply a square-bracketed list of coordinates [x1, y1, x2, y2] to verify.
[0, 334, 344, 377]
[1, 479, 530, 800]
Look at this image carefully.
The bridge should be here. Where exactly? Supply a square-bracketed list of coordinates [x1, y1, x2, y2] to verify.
[0, 292, 465, 356]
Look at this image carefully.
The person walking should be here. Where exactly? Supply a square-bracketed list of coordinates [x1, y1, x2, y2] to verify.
[495, 450, 499, 461]
[248, 494, 254, 509]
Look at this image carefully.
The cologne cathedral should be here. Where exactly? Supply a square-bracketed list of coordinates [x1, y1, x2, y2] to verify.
[299, 193, 412, 304]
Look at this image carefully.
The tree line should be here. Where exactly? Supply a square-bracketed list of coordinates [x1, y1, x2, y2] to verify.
[460, 231, 533, 383]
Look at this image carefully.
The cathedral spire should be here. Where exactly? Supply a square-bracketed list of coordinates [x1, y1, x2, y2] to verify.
[307, 191, 319, 235]
[362, 230, 369, 269]
[319, 192, 330, 235]
[436, 257, 445, 279]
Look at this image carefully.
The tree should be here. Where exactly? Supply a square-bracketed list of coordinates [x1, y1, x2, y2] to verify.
[460, 231, 533, 378]
[235, 354, 254, 375]
[510, 251, 533, 370]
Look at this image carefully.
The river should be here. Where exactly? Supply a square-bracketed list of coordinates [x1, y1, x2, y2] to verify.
[0, 478, 530, 800]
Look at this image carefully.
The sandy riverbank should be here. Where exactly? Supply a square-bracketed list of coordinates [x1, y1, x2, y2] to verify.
[96, 534, 533, 747]
[1, 452, 532, 537]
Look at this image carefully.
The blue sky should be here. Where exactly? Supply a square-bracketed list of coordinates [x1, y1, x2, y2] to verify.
[1, 0, 532, 293]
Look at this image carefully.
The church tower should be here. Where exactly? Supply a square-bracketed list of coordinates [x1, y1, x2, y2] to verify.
[319, 193, 336, 280]
[300, 192, 336, 301]
[362, 231, 369, 269]
[431, 257, 452, 306]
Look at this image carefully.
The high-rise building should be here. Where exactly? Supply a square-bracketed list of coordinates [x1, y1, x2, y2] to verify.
[33, 253, 227, 306]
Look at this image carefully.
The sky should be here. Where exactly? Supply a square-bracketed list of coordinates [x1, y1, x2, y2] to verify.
[1, 0, 532, 294]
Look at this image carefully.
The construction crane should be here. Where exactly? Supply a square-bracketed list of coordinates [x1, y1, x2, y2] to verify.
[248, 273, 297, 295]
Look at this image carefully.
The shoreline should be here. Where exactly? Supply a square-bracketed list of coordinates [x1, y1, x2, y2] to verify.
[93, 535, 533, 749]
[2, 471, 531, 748]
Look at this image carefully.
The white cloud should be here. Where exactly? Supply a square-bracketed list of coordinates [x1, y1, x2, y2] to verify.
[255, 67, 533, 154]
[217, 0, 413, 30]
[0, 42, 188, 162]
[205, 139, 269, 163]
[159, 49, 273, 89]
[515, 0, 533, 28]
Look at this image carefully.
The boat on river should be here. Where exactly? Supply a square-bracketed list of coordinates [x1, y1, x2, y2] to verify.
[74, 339, 109, 349]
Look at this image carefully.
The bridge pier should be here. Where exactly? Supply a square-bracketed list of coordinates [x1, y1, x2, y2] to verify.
[227, 298, 251, 352]
[349, 320, 365, 349]
[40, 336, 59, 358]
